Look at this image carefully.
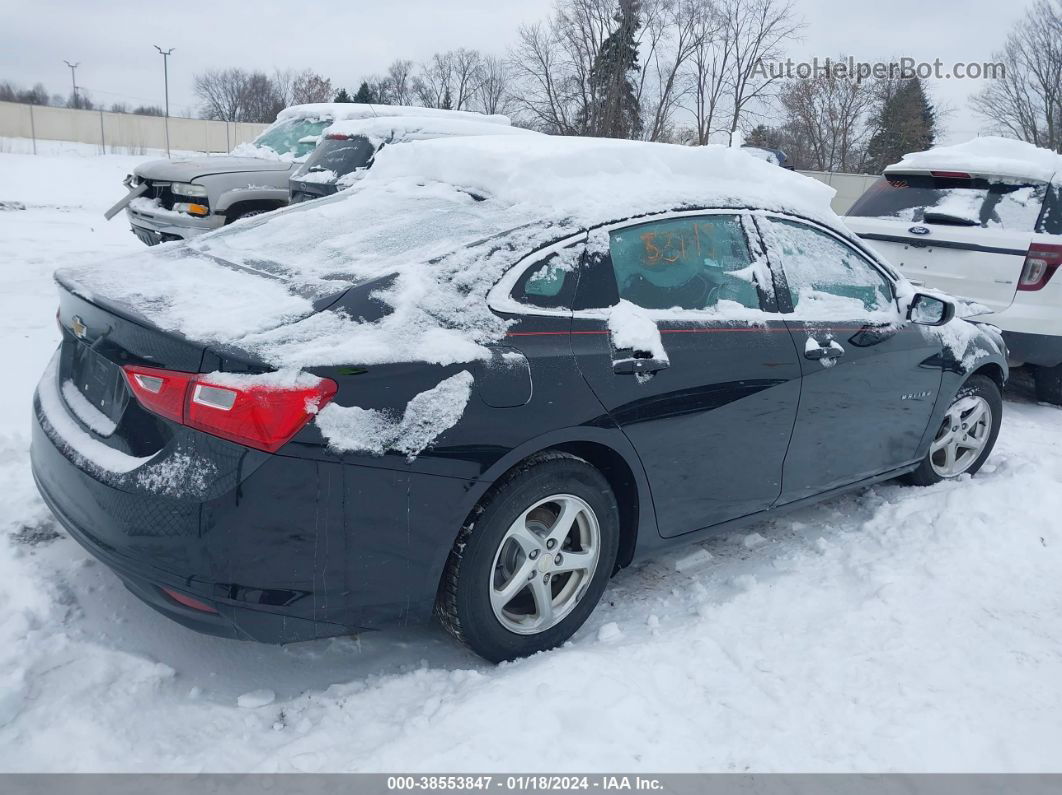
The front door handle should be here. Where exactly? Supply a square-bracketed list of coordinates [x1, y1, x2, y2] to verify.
[613, 357, 670, 375]
[804, 339, 845, 361]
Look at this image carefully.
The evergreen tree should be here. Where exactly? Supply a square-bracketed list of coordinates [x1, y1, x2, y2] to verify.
[584, 0, 643, 138]
[865, 78, 936, 173]
[352, 81, 377, 104]
[333, 88, 354, 103]
[440, 87, 453, 110]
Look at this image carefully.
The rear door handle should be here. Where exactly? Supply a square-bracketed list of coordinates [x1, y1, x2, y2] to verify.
[804, 340, 845, 361]
[613, 357, 670, 375]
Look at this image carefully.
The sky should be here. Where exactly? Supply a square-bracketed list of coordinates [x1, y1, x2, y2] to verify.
[0, 0, 1035, 145]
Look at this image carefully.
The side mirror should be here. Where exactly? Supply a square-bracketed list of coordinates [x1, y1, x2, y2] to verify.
[907, 293, 955, 326]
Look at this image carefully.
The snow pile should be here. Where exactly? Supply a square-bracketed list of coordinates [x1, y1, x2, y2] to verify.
[607, 300, 667, 360]
[315, 371, 474, 458]
[322, 117, 536, 147]
[369, 135, 838, 228]
[275, 103, 511, 127]
[889, 136, 1062, 182]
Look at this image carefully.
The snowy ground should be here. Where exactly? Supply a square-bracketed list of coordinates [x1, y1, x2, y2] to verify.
[1, 140, 1061, 773]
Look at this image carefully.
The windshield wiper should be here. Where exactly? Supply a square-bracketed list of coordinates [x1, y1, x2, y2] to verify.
[923, 211, 981, 227]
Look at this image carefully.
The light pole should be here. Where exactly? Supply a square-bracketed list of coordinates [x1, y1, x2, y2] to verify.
[63, 60, 80, 108]
[154, 45, 175, 158]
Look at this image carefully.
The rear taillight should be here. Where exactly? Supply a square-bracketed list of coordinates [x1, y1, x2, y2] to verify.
[931, 170, 972, 179]
[325, 133, 352, 141]
[1017, 243, 1062, 292]
[122, 365, 337, 453]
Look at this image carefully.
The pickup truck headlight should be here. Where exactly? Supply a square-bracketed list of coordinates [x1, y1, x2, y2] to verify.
[171, 182, 208, 198]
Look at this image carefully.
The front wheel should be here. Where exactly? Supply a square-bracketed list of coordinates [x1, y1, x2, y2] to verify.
[436, 454, 620, 663]
[905, 374, 1002, 486]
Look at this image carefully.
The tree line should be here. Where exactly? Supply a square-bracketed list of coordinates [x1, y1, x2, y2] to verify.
[3, 0, 1058, 168]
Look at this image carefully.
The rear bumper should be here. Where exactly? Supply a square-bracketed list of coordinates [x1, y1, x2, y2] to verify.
[1001, 330, 1062, 368]
[30, 355, 479, 643]
[30, 409, 351, 643]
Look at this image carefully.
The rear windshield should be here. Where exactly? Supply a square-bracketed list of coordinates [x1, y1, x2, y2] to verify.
[253, 118, 331, 159]
[848, 173, 1048, 232]
[293, 135, 379, 181]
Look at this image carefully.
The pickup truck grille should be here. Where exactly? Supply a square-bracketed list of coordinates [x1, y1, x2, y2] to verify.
[137, 179, 176, 210]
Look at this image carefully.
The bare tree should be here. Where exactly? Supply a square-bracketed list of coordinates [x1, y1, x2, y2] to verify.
[241, 71, 284, 123]
[291, 70, 334, 105]
[475, 55, 514, 115]
[773, 62, 879, 171]
[684, 1, 731, 144]
[375, 59, 417, 105]
[637, 0, 710, 141]
[194, 68, 250, 121]
[507, 0, 616, 134]
[971, 0, 1062, 152]
[416, 49, 484, 110]
[724, 0, 802, 134]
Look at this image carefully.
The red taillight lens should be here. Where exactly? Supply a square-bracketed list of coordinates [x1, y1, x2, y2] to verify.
[931, 170, 972, 179]
[121, 365, 337, 453]
[123, 365, 195, 422]
[325, 132, 352, 141]
[1017, 243, 1062, 292]
[186, 375, 337, 453]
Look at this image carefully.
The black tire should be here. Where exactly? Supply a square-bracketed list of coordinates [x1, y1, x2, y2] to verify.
[436, 453, 620, 663]
[904, 374, 1002, 487]
[224, 207, 271, 225]
[1033, 364, 1062, 406]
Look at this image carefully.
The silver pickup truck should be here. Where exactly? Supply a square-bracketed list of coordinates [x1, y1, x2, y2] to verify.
[106, 103, 509, 245]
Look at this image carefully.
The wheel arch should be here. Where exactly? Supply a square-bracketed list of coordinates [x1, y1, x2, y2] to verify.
[428, 429, 655, 605]
[221, 198, 286, 223]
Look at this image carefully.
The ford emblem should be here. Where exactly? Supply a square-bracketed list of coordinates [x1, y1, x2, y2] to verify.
[909, 226, 931, 236]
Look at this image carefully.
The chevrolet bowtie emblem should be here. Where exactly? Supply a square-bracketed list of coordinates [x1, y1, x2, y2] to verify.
[71, 315, 87, 339]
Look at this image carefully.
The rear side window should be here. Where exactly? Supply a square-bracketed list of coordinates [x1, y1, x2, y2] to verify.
[1038, 184, 1062, 235]
[510, 247, 581, 309]
[606, 215, 760, 311]
[763, 219, 893, 314]
[848, 173, 1047, 232]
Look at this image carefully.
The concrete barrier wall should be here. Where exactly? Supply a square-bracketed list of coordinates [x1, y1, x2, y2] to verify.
[798, 170, 880, 215]
[0, 101, 269, 153]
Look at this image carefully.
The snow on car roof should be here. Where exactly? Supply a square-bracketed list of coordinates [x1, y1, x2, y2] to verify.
[276, 102, 511, 127]
[886, 136, 1062, 183]
[323, 116, 539, 145]
[59, 136, 841, 369]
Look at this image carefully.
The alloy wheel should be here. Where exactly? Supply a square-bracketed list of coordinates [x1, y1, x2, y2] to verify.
[930, 395, 993, 478]
[488, 494, 601, 635]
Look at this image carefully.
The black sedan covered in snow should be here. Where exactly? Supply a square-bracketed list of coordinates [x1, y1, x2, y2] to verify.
[31, 136, 1007, 662]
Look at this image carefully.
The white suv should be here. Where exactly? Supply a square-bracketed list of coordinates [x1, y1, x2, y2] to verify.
[844, 138, 1062, 403]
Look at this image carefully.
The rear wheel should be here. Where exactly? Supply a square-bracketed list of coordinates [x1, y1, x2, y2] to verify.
[1033, 363, 1062, 405]
[904, 374, 1002, 486]
[436, 454, 619, 663]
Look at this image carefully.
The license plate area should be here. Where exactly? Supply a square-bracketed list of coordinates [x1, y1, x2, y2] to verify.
[69, 343, 130, 427]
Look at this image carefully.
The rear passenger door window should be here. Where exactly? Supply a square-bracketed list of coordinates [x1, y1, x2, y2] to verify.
[605, 215, 765, 311]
